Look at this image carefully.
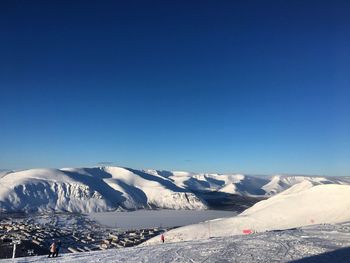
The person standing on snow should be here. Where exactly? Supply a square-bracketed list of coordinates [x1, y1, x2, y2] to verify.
[54, 240, 61, 257]
[48, 240, 56, 258]
[161, 234, 165, 243]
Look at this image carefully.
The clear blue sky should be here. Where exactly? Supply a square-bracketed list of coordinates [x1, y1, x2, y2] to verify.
[0, 1, 349, 176]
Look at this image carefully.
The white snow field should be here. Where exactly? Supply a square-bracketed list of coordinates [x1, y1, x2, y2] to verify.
[1, 166, 349, 213]
[146, 183, 350, 244]
[5, 223, 350, 262]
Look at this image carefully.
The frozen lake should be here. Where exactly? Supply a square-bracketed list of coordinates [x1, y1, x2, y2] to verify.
[88, 210, 236, 230]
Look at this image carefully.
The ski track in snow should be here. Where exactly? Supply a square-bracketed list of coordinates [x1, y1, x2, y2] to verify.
[5, 223, 350, 263]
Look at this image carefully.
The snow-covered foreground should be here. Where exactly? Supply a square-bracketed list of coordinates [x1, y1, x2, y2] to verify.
[88, 209, 236, 229]
[6, 223, 350, 263]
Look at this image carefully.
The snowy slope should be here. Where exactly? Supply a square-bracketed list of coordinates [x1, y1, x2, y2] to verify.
[147, 170, 350, 196]
[261, 174, 348, 195]
[0, 166, 349, 213]
[5, 222, 350, 263]
[0, 167, 205, 213]
[146, 183, 350, 244]
[147, 170, 270, 195]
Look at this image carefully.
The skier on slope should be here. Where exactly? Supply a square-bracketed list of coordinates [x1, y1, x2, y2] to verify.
[161, 234, 165, 243]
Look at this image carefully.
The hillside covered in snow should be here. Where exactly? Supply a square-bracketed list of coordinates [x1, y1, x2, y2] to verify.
[146, 183, 350, 244]
[0, 166, 349, 213]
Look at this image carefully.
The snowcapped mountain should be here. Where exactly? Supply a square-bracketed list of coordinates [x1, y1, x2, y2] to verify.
[146, 183, 350, 244]
[260, 175, 349, 195]
[0, 169, 12, 179]
[146, 170, 350, 196]
[0, 167, 205, 213]
[0, 166, 349, 213]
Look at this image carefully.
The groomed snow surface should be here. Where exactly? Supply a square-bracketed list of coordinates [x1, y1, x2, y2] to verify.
[5, 223, 350, 263]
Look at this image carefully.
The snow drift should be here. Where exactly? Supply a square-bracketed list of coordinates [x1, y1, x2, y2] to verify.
[146, 183, 350, 244]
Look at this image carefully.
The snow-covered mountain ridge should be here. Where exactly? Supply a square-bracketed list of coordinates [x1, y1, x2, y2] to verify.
[0, 166, 349, 213]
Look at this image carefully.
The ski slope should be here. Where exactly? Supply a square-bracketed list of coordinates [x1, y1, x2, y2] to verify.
[5, 223, 350, 263]
[146, 183, 350, 244]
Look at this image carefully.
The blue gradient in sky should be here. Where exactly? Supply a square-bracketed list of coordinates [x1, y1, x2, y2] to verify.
[0, 1, 349, 176]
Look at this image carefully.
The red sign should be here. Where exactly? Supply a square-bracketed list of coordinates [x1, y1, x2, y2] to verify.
[242, 229, 252, 234]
